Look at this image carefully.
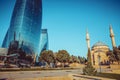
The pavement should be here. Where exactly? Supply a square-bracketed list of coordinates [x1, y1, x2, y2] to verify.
[0, 69, 82, 79]
[0, 68, 116, 80]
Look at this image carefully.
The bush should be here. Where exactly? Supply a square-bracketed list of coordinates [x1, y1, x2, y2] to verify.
[83, 62, 97, 76]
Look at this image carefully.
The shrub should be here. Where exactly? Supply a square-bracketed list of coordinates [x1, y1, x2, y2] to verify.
[83, 62, 97, 76]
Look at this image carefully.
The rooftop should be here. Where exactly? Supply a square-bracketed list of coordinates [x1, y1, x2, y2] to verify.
[92, 41, 108, 48]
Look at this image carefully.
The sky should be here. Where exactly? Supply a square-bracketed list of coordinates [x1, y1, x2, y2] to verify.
[0, 0, 120, 57]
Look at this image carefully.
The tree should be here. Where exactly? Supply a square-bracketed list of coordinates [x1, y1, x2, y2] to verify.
[106, 50, 116, 64]
[107, 47, 120, 64]
[40, 50, 55, 64]
[70, 55, 80, 63]
[83, 62, 97, 76]
[118, 45, 120, 50]
[78, 56, 87, 64]
[113, 47, 120, 64]
[56, 50, 70, 63]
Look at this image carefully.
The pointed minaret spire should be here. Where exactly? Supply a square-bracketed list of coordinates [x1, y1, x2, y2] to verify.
[110, 24, 116, 48]
[86, 29, 90, 49]
[86, 29, 91, 63]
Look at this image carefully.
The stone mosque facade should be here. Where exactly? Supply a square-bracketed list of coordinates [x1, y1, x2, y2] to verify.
[86, 25, 116, 65]
[91, 42, 109, 65]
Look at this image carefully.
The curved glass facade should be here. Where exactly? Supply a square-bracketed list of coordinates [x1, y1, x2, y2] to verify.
[39, 29, 48, 54]
[2, 0, 42, 62]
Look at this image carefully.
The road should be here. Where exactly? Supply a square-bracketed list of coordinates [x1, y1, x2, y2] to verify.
[0, 69, 83, 79]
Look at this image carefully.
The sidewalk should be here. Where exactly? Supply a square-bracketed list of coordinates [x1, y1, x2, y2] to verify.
[69, 74, 115, 80]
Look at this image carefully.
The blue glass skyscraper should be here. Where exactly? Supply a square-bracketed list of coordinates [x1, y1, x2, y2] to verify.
[2, 0, 42, 62]
[39, 29, 48, 54]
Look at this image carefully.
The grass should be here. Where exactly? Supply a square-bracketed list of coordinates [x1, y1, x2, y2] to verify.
[96, 72, 120, 80]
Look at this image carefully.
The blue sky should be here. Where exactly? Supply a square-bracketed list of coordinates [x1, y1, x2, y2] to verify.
[0, 0, 120, 57]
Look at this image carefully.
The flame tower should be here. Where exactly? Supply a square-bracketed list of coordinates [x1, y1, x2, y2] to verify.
[2, 0, 42, 62]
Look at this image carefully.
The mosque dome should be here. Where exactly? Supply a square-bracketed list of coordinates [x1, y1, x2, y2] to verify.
[92, 41, 108, 48]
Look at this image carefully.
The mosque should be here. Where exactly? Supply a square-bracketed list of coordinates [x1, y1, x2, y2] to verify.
[86, 25, 116, 65]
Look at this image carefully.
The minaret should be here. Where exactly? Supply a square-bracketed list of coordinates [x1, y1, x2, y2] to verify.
[110, 25, 116, 48]
[86, 30, 91, 63]
[86, 30, 90, 49]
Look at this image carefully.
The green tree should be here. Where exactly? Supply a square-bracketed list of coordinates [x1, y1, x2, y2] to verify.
[78, 56, 86, 64]
[83, 62, 97, 76]
[113, 47, 120, 64]
[40, 50, 55, 64]
[70, 55, 80, 63]
[106, 50, 116, 64]
[56, 50, 70, 63]
[107, 47, 120, 64]
[118, 45, 120, 50]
